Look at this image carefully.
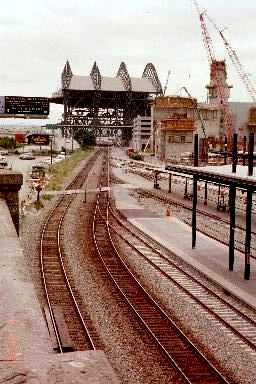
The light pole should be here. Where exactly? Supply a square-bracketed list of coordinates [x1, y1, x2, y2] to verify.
[83, 183, 87, 203]
[50, 137, 53, 165]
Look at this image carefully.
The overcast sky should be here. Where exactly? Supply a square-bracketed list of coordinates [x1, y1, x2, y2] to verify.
[1, 0, 255, 124]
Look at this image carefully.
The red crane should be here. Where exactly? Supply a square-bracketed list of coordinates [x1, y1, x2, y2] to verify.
[192, 0, 233, 148]
[205, 12, 256, 103]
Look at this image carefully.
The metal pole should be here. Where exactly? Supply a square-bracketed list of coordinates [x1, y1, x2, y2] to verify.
[232, 133, 238, 173]
[50, 138, 53, 165]
[217, 184, 221, 209]
[204, 181, 208, 205]
[184, 177, 188, 199]
[224, 136, 227, 165]
[194, 134, 199, 167]
[154, 172, 158, 189]
[192, 176, 197, 249]
[243, 136, 247, 166]
[84, 184, 87, 203]
[248, 133, 254, 176]
[168, 173, 172, 193]
[229, 184, 236, 271]
[244, 189, 252, 280]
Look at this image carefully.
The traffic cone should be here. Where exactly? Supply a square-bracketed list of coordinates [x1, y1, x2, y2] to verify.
[166, 207, 171, 216]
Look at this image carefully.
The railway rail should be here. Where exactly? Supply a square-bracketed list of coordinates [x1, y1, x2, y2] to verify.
[92, 150, 231, 384]
[108, 204, 256, 349]
[40, 151, 102, 353]
[134, 188, 256, 258]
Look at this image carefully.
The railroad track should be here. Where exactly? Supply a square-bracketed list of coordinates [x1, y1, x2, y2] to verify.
[40, 151, 102, 352]
[135, 188, 256, 258]
[92, 151, 230, 384]
[118, 162, 256, 254]
[108, 203, 256, 347]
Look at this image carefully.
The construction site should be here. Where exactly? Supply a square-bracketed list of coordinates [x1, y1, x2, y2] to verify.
[128, 0, 256, 164]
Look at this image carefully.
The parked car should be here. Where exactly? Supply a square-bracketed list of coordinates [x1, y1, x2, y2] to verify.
[19, 153, 35, 160]
[0, 156, 8, 168]
[0, 150, 8, 156]
[53, 154, 66, 163]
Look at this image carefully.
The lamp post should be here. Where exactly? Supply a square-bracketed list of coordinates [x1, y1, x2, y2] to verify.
[83, 183, 87, 203]
[224, 142, 228, 165]
[50, 137, 53, 165]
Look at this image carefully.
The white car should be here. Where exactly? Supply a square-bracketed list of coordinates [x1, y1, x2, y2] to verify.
[19, 153, 35, 160]
[0, 150, 8, 156]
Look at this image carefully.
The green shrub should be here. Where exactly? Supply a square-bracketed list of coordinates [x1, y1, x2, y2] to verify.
[34, 200, 44, 210]
[129, 152, 144, 161]
[0, 137, 16, 149]
[46, 148, 92, 191]
[42, 193, 54, 201]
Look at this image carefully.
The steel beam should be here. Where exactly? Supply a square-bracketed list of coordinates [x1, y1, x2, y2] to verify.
[229, 184, 236, 271]
[204, 181, 208, 205]
[192, 176, 198, 249]
[232, 133, 238, 173]
[244, 189, 253, 280]
[184, 177, 188, 199]
[248, 133, 254, 176]
[154, 172, 159, 189]
[194, 134, 199, 167]
[168, 173, 172, 193]
[224, 136, 228, 165]
[243, 136, 247, 166]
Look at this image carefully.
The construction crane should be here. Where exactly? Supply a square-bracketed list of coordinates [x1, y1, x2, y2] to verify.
[205, 13, 256, 103]
[180, 86, 206, 138]
[163, 70, 171, 96]
[192, 0, 233, 148]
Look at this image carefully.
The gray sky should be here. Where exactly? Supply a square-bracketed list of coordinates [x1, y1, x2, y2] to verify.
[0, 0, 255, 124]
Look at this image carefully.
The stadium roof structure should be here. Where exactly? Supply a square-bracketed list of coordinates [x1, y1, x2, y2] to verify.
[51, 61, 163, 101]
[50, 61, 162, 142]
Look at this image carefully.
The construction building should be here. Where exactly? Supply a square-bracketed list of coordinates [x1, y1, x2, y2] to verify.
[132, 116, 152, 152]
[151, 96, 219, 161]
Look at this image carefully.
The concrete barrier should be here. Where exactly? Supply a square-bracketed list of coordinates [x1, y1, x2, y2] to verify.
[0, 170, 23, 233]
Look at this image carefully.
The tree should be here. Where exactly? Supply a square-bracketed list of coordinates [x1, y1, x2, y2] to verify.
[74, 129, 96, 148]
[0, 136, 16, 149]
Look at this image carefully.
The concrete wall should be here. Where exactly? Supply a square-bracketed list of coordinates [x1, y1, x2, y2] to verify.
[0, 170, 23, 233]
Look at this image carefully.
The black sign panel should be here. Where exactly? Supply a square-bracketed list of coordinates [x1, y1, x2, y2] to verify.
[28, 134, 50, 146]
[4, 96, 49, 115]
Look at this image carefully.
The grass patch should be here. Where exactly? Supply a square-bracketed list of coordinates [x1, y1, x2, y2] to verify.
[42, 193, 54, 201]
[34, 200, 44, 210]
[45, 148, 93, 191]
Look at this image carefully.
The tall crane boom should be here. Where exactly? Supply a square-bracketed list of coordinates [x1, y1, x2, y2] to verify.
[205, 13, 256, 103]
[163, 70, 171, 96]
[192, 0, 233, 147]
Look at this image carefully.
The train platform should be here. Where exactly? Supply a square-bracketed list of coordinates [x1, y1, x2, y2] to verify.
[111, 167, 256, 311]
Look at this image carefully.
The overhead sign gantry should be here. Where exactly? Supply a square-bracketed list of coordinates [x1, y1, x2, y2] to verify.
[0, 96, 49, 118]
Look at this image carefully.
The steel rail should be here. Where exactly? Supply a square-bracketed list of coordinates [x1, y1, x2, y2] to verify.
[107, 204, 256, 352]
[40, 197, 65, 353]
[40, 150, 101, 352]
[135, 188, 256, 256]
[57, 198, 97, 350]
[92, 158, 230, 384]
